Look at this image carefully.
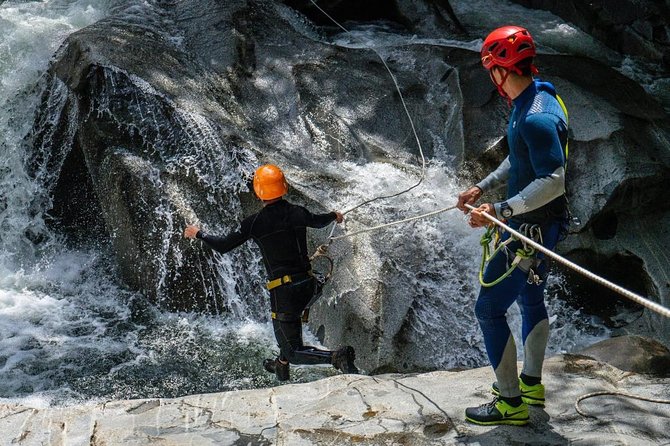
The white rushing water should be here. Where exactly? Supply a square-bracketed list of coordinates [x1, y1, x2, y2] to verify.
[0, 0, 613, 407]
[0, 0, 121, 406]
[0, 0, 295, 407]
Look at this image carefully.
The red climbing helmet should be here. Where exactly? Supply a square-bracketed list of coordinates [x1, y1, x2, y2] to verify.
[481, 25, 536, 72]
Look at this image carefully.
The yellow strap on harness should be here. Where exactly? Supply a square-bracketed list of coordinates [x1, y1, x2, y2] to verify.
[271, 311, 304, 322]
[266, 275, 292, 290]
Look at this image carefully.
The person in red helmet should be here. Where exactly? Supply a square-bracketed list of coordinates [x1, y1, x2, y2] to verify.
[184, 164, 358, 381]
[457, 25, 570, 425]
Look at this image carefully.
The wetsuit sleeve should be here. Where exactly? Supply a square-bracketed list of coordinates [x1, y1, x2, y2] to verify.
[497, 114, 566, 217]
[476, 157, 510, 193]
[196, 216, 253, 254]
[297, 206, 337, 229]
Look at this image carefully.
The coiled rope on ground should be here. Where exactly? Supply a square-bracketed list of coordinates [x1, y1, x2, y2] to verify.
[575, 391, 670, 419]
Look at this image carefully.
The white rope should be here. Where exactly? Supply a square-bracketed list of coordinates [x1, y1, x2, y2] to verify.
[465, 204, 670, 319]
[330, 205, 458, 241]
[308, 0, 427, 216]
[575, 391, 670, 418]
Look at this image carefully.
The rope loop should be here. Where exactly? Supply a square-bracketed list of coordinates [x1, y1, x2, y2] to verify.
[576, 391, 670, 419]
[480, 225, 495, 247]
[478, 223, 542, 287]
[310, 244, 330, 260]
[309, 244, 334, 281]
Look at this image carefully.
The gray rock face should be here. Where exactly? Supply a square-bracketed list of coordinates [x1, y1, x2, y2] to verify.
[579, 335, 670, 376]
[31, 12, 263, 313]
[510, 0, 670, 72]
[29, 0, 670, 374]
[537, 56, 670, 346]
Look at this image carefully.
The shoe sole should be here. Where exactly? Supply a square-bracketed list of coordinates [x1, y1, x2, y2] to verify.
[465, 416, 529, 426]
[521, 396, 544, 406]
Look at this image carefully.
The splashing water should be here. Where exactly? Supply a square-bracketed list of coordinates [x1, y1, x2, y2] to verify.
[0, 0, 289, 407]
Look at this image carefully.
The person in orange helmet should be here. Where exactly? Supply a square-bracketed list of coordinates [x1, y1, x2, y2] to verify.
[184, 164, 358, 381]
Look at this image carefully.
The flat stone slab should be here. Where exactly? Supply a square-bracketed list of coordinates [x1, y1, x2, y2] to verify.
[2, 355, 669, 445]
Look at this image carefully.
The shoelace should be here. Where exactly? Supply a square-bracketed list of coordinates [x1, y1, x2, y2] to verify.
[481, 397, 499, 411]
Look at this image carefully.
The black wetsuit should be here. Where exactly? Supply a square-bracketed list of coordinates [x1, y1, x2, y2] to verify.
[197, 199, 336, 365]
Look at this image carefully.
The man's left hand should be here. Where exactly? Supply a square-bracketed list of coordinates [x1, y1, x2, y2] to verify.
[469, 203, 496, 228]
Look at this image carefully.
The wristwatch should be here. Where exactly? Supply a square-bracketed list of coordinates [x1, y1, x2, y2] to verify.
[499, 201, 513, 218]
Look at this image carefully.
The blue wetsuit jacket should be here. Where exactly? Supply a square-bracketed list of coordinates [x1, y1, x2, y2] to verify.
[478, 79, 568, 224]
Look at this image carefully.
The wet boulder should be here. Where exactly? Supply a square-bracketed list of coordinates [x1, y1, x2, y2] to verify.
[32, 5, 265, 313]
[30, 0, 670, 374]
[579, 335, 670, 377]
[32, 0, 474, 375]
[510, 0, 670, 72]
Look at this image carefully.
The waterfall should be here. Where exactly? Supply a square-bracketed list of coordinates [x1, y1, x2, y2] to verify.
[0, 0, 283, 407]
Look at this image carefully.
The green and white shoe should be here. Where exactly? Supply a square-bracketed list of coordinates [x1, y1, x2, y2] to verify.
[465, 397, 529, 426]
[492, 378, 545, 406]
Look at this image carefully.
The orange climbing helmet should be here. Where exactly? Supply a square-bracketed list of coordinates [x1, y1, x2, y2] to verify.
[253, 164, 288, 200]
[481, 25, 537, 73]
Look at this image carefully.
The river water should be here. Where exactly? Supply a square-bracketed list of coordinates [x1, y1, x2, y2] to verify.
[0, 0, 610, 407]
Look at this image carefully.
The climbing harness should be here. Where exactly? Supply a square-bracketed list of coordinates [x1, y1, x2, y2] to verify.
[266, 270, 315, 291]
[575, 391, 670, 419]
[478, 223, 544, 287]
[465, 203, 670, 319]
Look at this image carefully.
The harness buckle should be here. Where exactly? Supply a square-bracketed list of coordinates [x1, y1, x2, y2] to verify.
[527, 269, 543, 285]
[267, 274, 292, 290]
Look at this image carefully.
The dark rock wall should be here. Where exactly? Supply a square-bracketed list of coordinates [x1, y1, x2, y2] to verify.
[509, 0, 670, 71]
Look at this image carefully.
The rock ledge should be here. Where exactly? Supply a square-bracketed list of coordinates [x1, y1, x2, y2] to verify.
[2, 353, 668, 445]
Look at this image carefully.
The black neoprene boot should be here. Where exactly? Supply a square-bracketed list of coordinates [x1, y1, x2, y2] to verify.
[263, 358, 290, 381]
[331, 346, 359, 374]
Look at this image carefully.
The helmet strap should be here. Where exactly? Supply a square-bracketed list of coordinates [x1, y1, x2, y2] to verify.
[489, 67, 512, 105]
